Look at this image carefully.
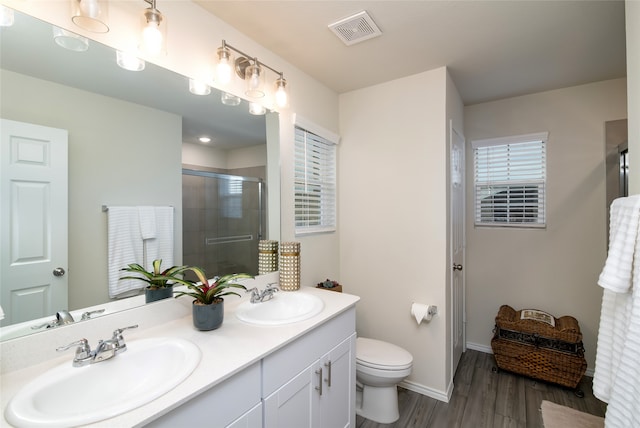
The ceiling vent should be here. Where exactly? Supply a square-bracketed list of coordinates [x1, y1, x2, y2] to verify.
[328, 11, 382, 46]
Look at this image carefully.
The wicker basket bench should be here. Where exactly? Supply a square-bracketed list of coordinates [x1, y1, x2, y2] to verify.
[491, 305, 587, 391]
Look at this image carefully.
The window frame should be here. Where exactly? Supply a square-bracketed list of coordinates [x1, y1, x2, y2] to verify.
[472, 132, 548, 229]
[293, 116, 339, 236]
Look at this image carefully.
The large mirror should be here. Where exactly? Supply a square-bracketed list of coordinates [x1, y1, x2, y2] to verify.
[0, 8, 279, 339]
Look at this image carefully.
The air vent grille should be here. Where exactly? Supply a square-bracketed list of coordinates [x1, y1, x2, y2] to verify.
[328, 11, 382, 46]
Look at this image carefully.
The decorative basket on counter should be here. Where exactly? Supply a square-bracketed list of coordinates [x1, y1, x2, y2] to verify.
[279, 242, 300, 291]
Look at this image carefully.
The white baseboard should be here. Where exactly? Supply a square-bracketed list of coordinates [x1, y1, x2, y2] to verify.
[464, 341, 594, 377]
[399, 379, 450, 403]
[466, 341, 492, 354]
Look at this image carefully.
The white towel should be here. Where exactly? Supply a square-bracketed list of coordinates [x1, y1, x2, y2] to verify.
[598, 196, 640, 293]
[138, 206, 157, 240]
[0, 305, 4, 321]
[594, 195, 640, 427]
[143, 206, 174, 271]
[107, 207, 145, 298]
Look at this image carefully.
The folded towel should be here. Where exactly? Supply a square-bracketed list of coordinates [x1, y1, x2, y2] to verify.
[138, 206, 157, 240]
[107, 206, 144, 298]
[598, 195, 640, 293]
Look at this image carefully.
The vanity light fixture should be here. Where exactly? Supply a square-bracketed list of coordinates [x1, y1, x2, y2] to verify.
[248, 102, 266, 116]
[189, 79, 211, 96]
[70, 0, 109, 33]
[140, 0, 166, 56]
[0, 5, 15, 27]
[221, 92, 241, 106]
[53, 26, 89, 52]
[215, 40, 289, 108]
[116, 50, 145, 71]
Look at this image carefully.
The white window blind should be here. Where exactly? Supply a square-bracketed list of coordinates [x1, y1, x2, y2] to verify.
[472, 132, 548, 228]
[294, 125, 337, 234]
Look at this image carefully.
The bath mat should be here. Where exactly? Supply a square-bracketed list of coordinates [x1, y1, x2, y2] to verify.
[541, 400, 604, 428]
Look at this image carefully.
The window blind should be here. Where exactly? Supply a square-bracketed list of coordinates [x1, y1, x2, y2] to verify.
[294, 125, 337, 234]
[472, 133, 547, 227]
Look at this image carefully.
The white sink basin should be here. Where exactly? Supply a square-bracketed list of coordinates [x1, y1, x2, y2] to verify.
[235, 291, 324, 325]
[5, 337, 201, 427]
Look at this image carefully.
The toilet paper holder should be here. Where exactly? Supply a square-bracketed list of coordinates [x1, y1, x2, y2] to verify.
[411, 302, 438, 324]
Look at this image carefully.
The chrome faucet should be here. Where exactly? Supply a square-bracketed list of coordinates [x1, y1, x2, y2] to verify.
[247, 283, 279, 303]
[56, 325, 138, 367]
[31, 310, 76, 331]
[80, 308, 105, 321]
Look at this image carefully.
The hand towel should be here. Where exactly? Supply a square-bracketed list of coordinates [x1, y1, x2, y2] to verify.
[138, 206, 157, 240]
[143, 206, 174, 271]
[107, 206, 144, 298]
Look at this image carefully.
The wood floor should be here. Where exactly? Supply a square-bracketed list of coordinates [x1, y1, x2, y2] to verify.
[356, 349, 607, 428]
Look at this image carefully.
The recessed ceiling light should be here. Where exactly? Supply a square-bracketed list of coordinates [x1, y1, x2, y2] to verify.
[199, 136, 211, 143]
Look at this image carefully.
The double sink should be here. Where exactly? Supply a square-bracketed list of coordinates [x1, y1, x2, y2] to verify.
[4, 291, 324, 427]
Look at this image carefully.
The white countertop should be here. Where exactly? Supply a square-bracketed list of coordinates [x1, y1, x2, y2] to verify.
[0, 286, 359, 427]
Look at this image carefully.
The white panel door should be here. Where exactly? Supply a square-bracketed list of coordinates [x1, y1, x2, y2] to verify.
[1, 118, 68, 325]
[450, 122, 466, 375]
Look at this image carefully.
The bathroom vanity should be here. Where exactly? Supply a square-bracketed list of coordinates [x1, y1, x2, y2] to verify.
[0, 286, 359, 427]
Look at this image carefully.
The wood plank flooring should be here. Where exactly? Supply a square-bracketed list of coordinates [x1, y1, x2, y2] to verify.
[356, 349, 607, 428]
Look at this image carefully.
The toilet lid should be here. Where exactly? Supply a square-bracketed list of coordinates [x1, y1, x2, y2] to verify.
[356, 337, 413, 369]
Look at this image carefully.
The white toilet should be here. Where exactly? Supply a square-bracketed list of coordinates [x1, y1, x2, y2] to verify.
[355, 337, 413, 424]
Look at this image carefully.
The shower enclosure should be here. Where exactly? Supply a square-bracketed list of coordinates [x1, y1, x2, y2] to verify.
[182, 168, 265, 278]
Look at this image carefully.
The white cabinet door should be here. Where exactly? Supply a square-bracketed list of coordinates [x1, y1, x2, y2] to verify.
[226, 402, 262, 428]
[264, 334, 356, 428]
[319, 334, 355, 428]
[264, 363, 320, 428]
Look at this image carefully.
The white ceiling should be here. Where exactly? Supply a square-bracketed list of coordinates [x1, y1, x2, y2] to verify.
[196, 0, 627, 105]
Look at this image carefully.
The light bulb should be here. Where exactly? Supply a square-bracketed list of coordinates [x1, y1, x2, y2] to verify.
[216, 46, 233, 85]
[189, 79, 211, 96]
[142, 22, 163, 56]
[274, 78, 288, 108]
[116, 51, 145, 71]
[0, 5, 15, 27]
[245, 63, 265, 98]
[249, 102, 266, 115]
[79, 0, 100, 18]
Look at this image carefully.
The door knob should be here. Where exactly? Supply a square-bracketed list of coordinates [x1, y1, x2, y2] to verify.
[53, 267, 66, 277]
[453, 264, 463, 271]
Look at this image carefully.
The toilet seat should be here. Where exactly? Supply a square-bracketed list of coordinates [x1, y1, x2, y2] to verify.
[356, 338, 413, 371]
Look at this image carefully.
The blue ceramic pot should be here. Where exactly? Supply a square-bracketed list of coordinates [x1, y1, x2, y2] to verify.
[192, 299, 224, 331]
[145, 286, 173, 304]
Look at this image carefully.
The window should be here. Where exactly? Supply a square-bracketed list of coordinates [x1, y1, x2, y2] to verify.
[472, 132, 548, 228]
[294, 120, 338, 235]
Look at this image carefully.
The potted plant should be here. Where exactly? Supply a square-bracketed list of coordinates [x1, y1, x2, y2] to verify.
[175, 269, 252, 331]
[120, 259, 196, 304]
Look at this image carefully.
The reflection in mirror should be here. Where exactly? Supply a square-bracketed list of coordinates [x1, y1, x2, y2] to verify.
[0, 9, 279, 339]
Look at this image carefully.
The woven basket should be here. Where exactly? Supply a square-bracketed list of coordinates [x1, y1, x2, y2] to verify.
[491, 305, 587, 389]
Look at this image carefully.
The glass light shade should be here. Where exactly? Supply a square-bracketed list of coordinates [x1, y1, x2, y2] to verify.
[189, 79, 211, 96]
[244, 63, 265, 98]
[53, 27, 89, 52]
[221, 92, 241, 106]
[274, 77, 288, 108]
[215, 46, 233, 85]
[0, 5, 15, 27]
[70, 0, 109, 33]
[140, 7, 166, 56]
[116, 50, 145, 71]
[249, 102, 266, 116]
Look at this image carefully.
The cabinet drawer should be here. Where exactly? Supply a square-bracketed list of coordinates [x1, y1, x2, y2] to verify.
[262, 308, 355, 396]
